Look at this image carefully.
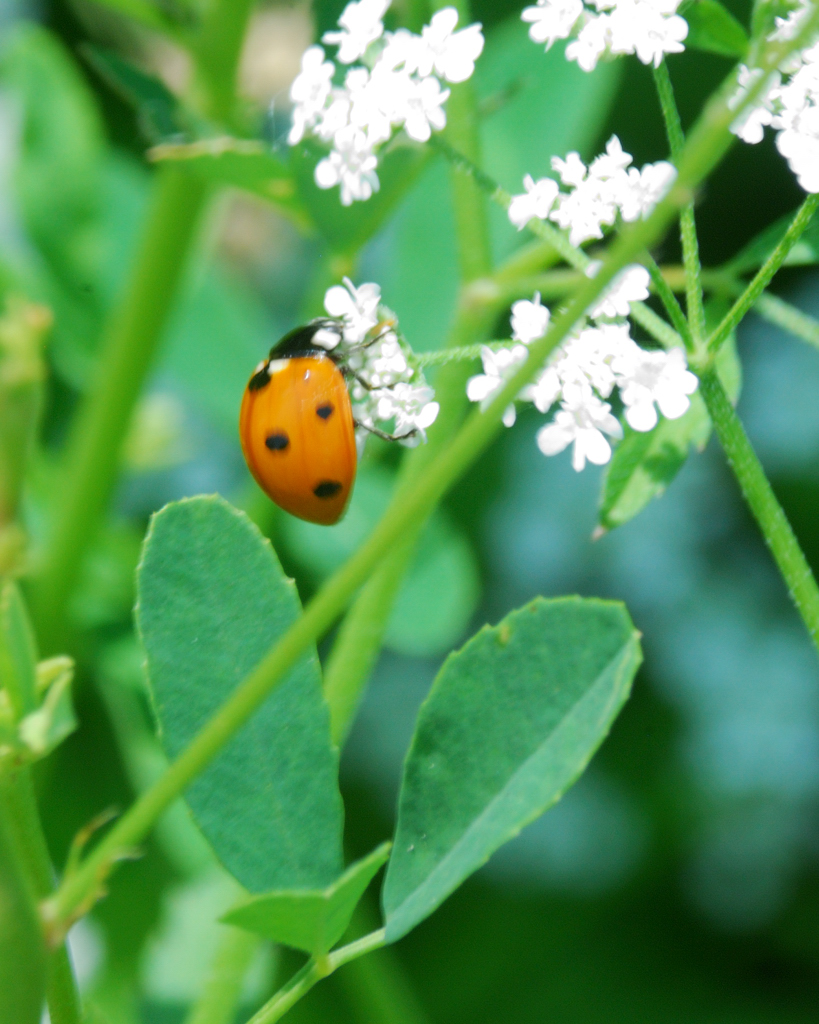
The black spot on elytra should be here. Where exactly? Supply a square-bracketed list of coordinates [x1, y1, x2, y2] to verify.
[316, 403, 334, 420]
[265, 432, 289, 451]
[314, 480, 342, 499]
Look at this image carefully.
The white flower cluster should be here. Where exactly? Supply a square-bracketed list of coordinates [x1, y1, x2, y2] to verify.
[287, 1, 484, 205]
[730, 33, 819, 194]
[508, 135, 677, 246]
[466, 271, 699, 472]
[521, 0, 688, 72]
[318, 278, 439, 448]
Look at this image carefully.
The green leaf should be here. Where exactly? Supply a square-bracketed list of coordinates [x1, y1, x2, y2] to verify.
[137, 495, 344, 892]
[149, 138, 308, 224]
[598, 397, 710, 533]
[0, 582, 38, 721]
[727, 204, 819, 276]
[598, 305, 742, 533]
[83, 46, 186, 144]
[383, 597, 641, 942]
[680, 0, 749, 58]
[281, 464, 481, 657]
[291, 139, 431, 253]
[84, 0, 189, 41]
[0, 805, 45, 1024]
[222, 842, 391, 955]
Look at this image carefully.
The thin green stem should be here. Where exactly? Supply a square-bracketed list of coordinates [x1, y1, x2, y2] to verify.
[324, 0, 492, 745]
[654, 60, 707, 347]
[699, 369, 819, 652]
[49, 19, 814, 930]
[754, 291, 819, 349]
[0, 771, 82, 1024]
[706, 193, 819, 357]
[32, 167, 209, 650]
[245, 930, 387, 1024]
[183, 928, 262, 1024]
[642, 250, 693, 349]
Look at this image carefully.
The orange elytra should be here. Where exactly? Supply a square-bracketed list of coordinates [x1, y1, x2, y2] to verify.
[239, 322, 357, 525]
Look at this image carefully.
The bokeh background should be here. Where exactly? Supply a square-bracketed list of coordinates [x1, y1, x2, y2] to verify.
[4, 0, 819, 1020]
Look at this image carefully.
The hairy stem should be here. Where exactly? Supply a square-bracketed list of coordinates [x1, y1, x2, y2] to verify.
[699, 369, 819, 652]
[48, 20, 813, 931]
[707, 193, 819, 356]
[654, 61, 707, 348]
[32, 167, 209, 648]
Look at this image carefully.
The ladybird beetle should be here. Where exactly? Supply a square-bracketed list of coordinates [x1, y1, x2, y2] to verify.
[240, 321, 357, 526]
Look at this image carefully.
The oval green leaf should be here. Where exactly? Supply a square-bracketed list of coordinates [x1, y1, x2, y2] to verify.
[137, 495, 344, 892]
[680, 0, 749, 58]
[383, 596, 641, 942]
[222, 842, 391, 956]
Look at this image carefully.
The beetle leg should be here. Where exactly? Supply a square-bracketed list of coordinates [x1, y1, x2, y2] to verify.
[354, 420, 417, 443]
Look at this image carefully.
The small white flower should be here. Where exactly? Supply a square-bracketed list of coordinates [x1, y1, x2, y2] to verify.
[466, 344, 529, 426]
[416, 8, 485, 83]
[616, 160, 677, 221]
[314, 127, 380, 205]
[289, 46, 336, 144]
[536, 385, 623, 470]
[389, 381, 440, 443]
[522, 0, 585, 49]
[565, 12, 612, 71]
[511, 293, 551, 344]
[324, 277, 381, 343]
[588, 263, 650, 319]
[401, 74, 450, 142]
[322, 0, 390, 63]
[608, 0, 688, 67]
[729, 66, 780, 144]
[508, 174, 560, 229]
[617, 346, 699, 431]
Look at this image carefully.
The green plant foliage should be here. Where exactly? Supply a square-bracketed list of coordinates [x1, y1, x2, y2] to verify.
[137, 495, 344, 892]
[598, 313, 742, 532]
[290, 140, 431, 253]
[222, 842, 391, 955]
[281, 463, 481, 657]
[83, 0, 188, 39]
[83, 46, 188, 144]
[383, 597, 641, 942]
[376, 17, 621, 351]
[150, 139, 310, 229]
[726, 204, 819, 275]
[0, 807, 45, 1024]
[0, 582, 38, 721]
[679, 0, 749, 58]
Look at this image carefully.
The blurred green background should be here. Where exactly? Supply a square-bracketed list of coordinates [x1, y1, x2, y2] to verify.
[4, 0, 819, 1020]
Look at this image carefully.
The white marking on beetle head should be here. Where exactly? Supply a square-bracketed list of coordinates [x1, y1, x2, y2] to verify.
[267, 359, 290, 375]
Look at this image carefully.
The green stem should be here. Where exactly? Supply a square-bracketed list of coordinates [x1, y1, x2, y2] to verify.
[0, 771, 82, 1024]
[48, 19, 813, 930]
[653, 60, 707, 348]
[754, 291, 819, 349]
[706, 193, 819, 357]
[324, 0, 492, 745]
[642, 250, 693, 349]
[194, 0, 257, 124]
[32, 167, 210, 649]
[699, 369, 819, 652]
[245, 930, 386, 1024]
[183, 928, 262, 1024]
